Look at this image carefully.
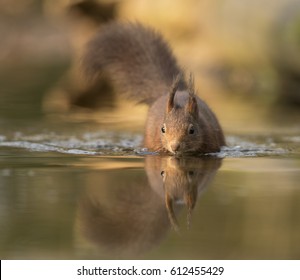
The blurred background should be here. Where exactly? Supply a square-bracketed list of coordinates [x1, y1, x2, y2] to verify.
[1, 0, 300, 133]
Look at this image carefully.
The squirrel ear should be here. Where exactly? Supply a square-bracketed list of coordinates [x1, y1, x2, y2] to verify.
[187, 94, 198, 116]
[167, 74, 182, 113]
[186, 73, 198, 116]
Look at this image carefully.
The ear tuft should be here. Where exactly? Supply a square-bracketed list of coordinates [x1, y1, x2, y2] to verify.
[188, 72, 195, 96]
[185, 73, 198, 115]
[167, 73, 182, 113]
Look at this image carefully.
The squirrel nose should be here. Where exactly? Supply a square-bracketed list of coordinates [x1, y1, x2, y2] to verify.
[170, 142, 181, 153]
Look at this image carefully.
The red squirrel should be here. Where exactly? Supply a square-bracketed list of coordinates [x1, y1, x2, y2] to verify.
[83, 22, 225, 155]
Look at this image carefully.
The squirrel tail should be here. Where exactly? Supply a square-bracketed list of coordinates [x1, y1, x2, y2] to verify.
[82, 22, 186, 105]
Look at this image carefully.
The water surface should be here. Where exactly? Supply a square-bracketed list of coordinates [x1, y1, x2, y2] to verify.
[0, 118, 299, 260]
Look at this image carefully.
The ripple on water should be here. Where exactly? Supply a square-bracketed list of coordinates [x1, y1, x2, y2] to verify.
[0, 131, 143, 156]
[0, 132, 290, 157]
[210, 136, 287, 158]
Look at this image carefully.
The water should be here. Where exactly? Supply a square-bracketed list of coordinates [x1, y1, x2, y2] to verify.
[0, 56, 300, 259]
[0, 116, 299, 260]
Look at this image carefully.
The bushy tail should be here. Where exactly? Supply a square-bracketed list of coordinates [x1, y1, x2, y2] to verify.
[82, 22, 186, 105]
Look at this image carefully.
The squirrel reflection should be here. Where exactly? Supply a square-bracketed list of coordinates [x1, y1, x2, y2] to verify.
[78, 156, 221, 257]
[145, 156, 222, 231]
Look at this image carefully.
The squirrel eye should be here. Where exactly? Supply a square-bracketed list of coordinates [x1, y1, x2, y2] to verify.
[160, 171, 165, 177]
[161, 124, 166, 133]
[188, 124, 195, 134]
[188, 171, 194, 176]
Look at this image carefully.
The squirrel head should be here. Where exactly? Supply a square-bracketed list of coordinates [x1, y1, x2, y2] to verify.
[160, 74, 203, 155]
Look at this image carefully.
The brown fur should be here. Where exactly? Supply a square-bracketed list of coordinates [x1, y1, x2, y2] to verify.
[83, 22, 225, 155]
